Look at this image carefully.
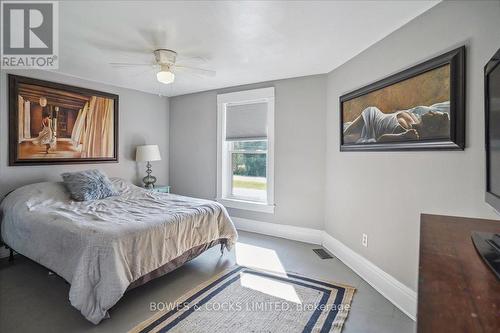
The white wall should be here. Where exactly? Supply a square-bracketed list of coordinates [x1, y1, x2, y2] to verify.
[169, 75, 326, 229]
[0, 70, 170, 198]
[325, 0, 500, 290]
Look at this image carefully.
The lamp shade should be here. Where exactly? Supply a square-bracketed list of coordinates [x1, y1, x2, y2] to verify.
[136, 145, 162, 162]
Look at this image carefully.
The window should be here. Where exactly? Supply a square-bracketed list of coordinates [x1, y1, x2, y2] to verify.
[217, 87, 275, 213]
[230, 140, 267, 202]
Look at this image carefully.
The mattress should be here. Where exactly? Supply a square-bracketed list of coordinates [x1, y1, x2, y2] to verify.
[0, 178, 238, 324]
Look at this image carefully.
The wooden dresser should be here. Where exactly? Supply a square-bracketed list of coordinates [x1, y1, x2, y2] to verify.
[418, 214, 500, 332]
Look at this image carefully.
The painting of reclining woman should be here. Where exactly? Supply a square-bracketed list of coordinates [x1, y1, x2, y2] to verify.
[340, 47, 465, 151]
[343, 101, 451, 144]
[9, 75, 119, 165]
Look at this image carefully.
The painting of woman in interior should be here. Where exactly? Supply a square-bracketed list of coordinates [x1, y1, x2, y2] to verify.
[32, 110, 55, 153]
[9, 75, 118, 165]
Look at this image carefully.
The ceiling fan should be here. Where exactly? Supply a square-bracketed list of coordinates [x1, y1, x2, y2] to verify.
[109, 49, 216, 85]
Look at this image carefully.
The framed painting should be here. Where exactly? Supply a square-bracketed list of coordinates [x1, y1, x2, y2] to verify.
[9, 75, 119, 165]
[340, 46, 465, 151]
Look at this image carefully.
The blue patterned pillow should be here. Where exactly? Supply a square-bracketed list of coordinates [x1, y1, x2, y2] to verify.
[61, 169, 118, 201]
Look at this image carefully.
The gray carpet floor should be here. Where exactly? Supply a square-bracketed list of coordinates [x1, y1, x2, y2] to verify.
[0, 231, 415, 333]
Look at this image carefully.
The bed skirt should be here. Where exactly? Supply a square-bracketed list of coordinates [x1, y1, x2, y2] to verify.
[126, 238, 225, 291]
[4, 238, 226, 292]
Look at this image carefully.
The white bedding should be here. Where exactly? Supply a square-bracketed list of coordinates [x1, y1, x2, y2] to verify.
[0, 178, 238, 324]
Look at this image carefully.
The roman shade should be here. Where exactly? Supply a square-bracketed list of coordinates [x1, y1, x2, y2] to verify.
[225, 102, 268, 141]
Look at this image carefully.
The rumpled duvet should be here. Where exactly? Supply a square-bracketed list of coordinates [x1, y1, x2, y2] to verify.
[0, 178, 238, 324]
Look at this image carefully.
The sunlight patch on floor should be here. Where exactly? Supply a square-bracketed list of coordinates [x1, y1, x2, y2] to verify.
[235, 242, 286, 274]
[240, 272, 302, 304]
[235, 242, 301, 303]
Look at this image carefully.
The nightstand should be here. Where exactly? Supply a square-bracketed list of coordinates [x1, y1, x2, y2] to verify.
[149, 185, 170, 193]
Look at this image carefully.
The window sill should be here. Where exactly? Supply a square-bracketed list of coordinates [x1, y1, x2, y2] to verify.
[216, 197, 275, 214]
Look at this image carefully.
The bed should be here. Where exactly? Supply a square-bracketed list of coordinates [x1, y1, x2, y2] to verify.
[0, 178, 238, 324]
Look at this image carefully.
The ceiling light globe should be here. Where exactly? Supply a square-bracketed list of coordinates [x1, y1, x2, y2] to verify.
[157, 70, 175, 84]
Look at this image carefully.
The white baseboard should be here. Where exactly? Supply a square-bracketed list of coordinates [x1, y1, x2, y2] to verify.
[231, 217, 324, 245]
[321, 233, 417, 320]
[232, 216, 417, 320]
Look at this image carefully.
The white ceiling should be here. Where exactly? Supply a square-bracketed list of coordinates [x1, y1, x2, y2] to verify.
[57, 1, 439, 97]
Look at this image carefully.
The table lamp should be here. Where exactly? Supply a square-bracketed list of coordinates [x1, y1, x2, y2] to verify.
[135, 145, 162, 188]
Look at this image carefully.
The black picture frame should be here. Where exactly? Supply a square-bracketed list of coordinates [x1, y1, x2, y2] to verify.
[9, 74, 119, 165]
[339, 46, 465, 151]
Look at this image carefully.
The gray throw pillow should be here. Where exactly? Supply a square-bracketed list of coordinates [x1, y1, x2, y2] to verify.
[61, 169, 118, 201]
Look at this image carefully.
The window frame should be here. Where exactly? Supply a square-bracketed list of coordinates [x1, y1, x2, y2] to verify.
[217, 87, 275, 214]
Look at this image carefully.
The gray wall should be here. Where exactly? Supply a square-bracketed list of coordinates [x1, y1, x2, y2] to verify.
[170, 75, 326, 229]
[0, 70, 169, 198]
[325, 0, 500, 290]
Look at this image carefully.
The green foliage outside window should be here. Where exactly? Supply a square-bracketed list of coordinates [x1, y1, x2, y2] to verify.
[231, 140, 267, 177]
[232, 153, 266, 177]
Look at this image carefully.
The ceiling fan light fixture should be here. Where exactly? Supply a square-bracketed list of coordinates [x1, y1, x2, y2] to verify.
[157, 65, 175, 84]
[110, 48, 215, 86]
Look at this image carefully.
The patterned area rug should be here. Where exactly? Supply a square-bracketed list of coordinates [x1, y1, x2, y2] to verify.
[130, 266, 355, 333]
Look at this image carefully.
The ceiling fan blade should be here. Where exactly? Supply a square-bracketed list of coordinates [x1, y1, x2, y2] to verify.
[86, 37, 151, 55]
[176, 54, 209, 64]
[109, 62, 154, 67]
[173, 65, 216, 77]
[137, 28, 168, 50]
[130, 67, 156, 78]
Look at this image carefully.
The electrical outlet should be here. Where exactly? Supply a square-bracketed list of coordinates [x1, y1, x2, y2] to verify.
[362, 233, 368, 247]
